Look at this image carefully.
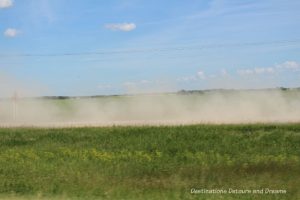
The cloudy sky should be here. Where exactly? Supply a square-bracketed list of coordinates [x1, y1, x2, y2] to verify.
[1, 0, 300, 96]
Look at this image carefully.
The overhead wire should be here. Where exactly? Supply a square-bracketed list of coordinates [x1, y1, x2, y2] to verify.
[0, 39, 300, 58]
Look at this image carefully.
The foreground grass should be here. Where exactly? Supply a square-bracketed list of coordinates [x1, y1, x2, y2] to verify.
[0, 124, 300, 199]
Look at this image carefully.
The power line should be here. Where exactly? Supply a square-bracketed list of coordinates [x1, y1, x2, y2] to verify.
[1, 39, 300, 58]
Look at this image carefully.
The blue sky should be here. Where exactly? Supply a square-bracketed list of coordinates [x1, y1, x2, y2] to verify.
[1, 0, 300, 96]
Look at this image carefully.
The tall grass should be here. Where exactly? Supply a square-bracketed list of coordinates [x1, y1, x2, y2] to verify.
[0, 124, 299, 199]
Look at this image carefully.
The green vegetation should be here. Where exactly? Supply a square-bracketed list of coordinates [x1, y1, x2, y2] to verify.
[0, 124, 300, 199]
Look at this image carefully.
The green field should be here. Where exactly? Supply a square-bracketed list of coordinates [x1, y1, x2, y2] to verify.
[0, 124, 300, 199]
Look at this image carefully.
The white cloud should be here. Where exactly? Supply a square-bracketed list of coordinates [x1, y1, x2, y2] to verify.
[221, 69, 228, 76]
[254, 67, 274, 74]
[238, 61, 300, 76]
[97, 84, 112, 90]
[238, 67, 274, 75]
[0, 0, 13, 8]
[123, 80, 151, 88]
[141, 80, 151, 84]
[177, 76, 197, 82]
[177, 70, 207, 82]
[197, 71, 206, 79]
[237, 69, 254, 75]
[105, 23, 136, 32]
[277, 61, 300, 70]
[123, 81, 136, 88]
[4, 28, 19, 38]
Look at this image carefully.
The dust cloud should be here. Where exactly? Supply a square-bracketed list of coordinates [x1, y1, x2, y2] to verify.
[0, 89, 300, 127]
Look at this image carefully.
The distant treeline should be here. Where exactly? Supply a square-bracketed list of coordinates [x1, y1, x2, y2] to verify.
[39, 87, 300, 100]
[177, 87, 300, 95]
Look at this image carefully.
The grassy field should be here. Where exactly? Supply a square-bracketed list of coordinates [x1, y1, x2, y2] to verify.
[0, 124, 300, 199]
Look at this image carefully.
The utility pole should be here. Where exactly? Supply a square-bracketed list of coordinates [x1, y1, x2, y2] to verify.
[12, 91, 18, 122]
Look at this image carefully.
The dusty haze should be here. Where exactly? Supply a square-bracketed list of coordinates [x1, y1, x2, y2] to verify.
[0, 89, 300, 127]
